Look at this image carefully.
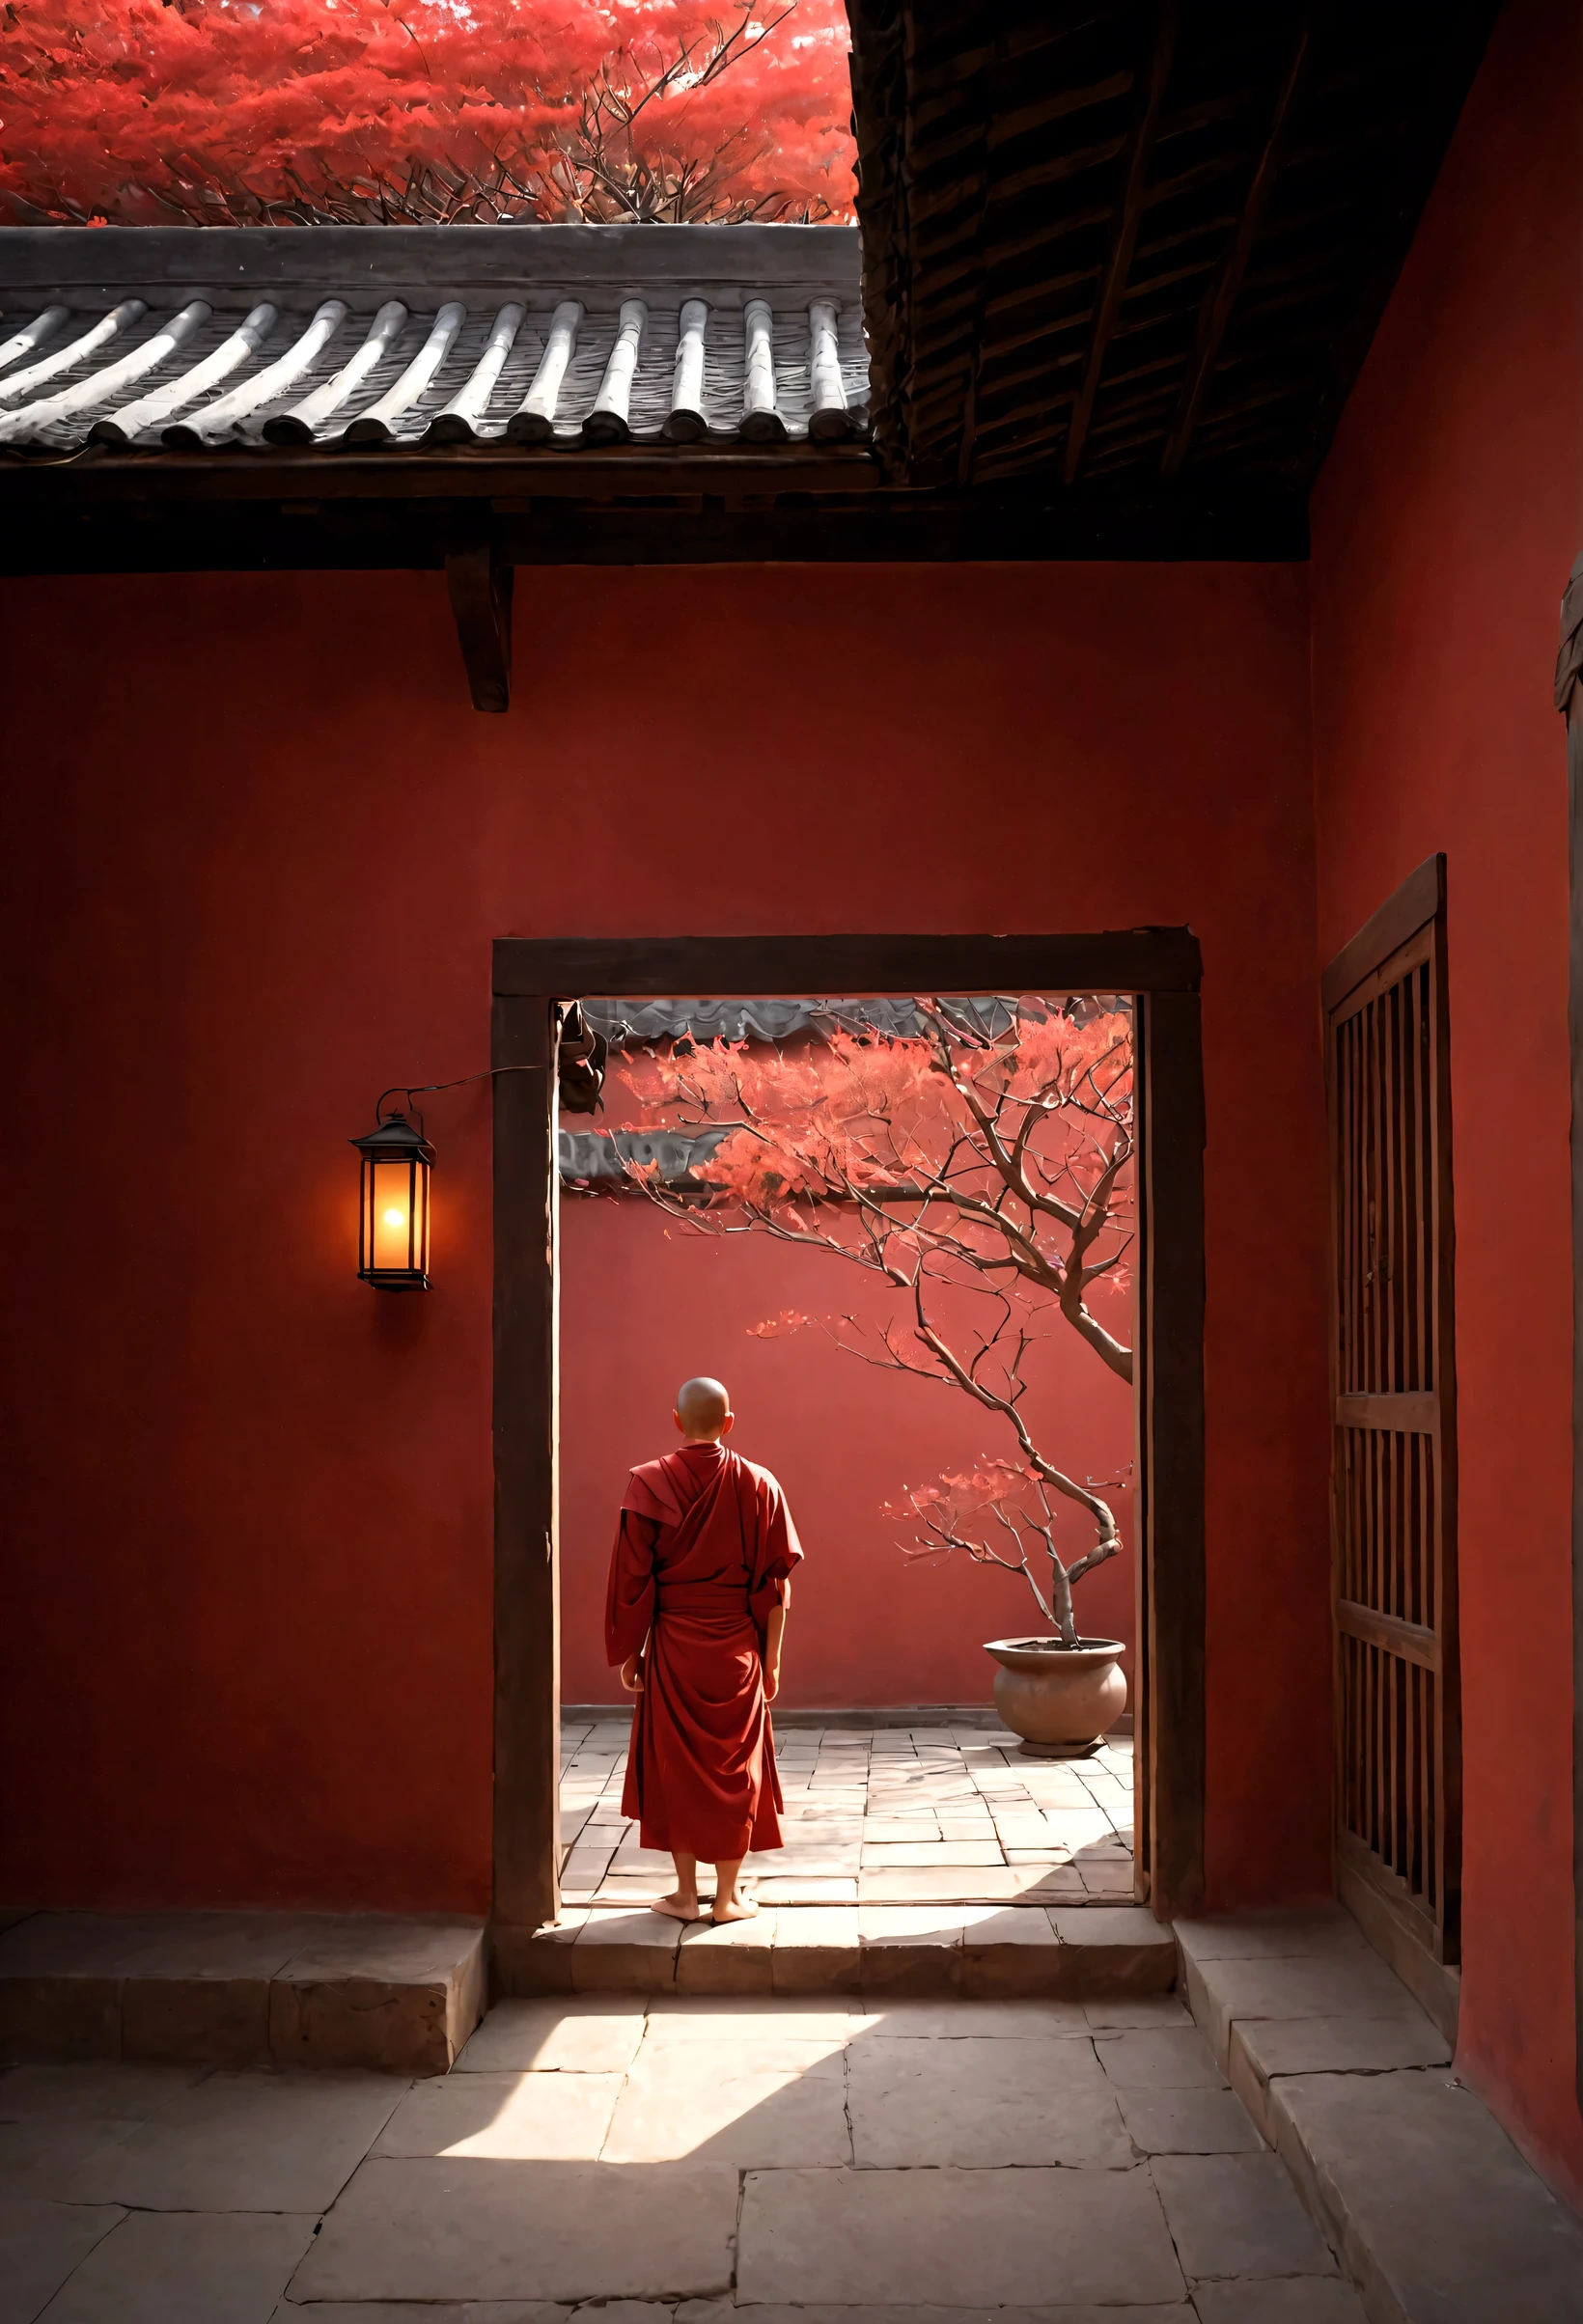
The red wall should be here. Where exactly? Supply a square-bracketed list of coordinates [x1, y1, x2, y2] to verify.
[559, 1196, 1137, 1707]
[1310, 0, 1583, 2203]
[0, 556, 1328, 1923]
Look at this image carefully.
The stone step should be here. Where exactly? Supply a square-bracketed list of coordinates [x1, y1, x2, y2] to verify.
[497, 1902, 1177, 2000]
[0, 1911, 486, 2076]
[1175, 1906, 1583, 2321]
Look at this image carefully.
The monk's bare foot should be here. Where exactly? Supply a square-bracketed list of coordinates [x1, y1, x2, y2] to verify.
[712, 1893, 758, 1923]
[651, 1891, 702, 1923]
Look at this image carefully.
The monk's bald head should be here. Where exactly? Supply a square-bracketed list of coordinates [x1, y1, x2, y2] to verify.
[675, 1376, 733, 1443]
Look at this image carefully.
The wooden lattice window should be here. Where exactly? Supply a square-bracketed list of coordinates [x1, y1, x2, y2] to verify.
[1323, 856, 1460, 1972]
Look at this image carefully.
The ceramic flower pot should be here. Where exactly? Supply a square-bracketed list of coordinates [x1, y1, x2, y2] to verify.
[984, 1636, 1127, 1757]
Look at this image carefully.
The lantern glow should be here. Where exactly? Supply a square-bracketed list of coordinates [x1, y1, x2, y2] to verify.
[351, 1109, 434, 1290]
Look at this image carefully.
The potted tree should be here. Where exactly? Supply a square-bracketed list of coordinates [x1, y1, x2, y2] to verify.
[597, 994, 1135, 1757]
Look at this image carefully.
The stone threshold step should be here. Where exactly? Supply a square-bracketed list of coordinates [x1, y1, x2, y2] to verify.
[0, 1910, 486, 2076]
[498, 1903, 1175, 2000]
[1174, 1906, 1583, 2322]
[563, 1704, 1135, 1734]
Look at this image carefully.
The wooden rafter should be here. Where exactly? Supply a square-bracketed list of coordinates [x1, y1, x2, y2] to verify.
[445, 535, 514, 714]
[1062, 0, 1181, 487]
[848, 0, 1502, 500]
[1159, 19, 1315, 481]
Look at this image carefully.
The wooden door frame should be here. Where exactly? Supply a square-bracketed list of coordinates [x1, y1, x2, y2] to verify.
[1321, 855, 1461, 2041]
[488, 930, 1207, 1954]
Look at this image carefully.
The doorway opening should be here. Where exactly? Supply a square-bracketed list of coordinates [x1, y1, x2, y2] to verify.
[488, 933, 1205, 1943]
[559, 991, 1138, 1911]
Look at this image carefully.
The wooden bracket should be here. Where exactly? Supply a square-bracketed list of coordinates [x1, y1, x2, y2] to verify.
[445, 536, 514, 713]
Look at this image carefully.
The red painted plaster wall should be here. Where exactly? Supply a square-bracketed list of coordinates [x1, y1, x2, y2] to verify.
[559, 1197, 1137, 1708]
[0, 557, 1327, 1922]
[1310, 0, 1583, 2203]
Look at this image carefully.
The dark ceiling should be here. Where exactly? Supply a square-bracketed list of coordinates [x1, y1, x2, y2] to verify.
[848, 0, 1504, 493]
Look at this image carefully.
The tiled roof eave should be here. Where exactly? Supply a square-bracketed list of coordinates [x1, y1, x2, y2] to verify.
[0, 224, 872, 466]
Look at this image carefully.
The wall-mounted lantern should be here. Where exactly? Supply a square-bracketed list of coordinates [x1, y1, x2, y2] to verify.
[351, 1107, 435, 1290]
[353, 1014, 605, 1290]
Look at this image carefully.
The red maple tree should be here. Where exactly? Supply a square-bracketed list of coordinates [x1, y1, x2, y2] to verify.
[0, 0, 855, 226]
[605, 1001, 1136, 1643]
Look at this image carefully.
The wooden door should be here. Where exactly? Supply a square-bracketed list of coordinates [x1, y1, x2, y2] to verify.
[1323, 856, 1459, 1976]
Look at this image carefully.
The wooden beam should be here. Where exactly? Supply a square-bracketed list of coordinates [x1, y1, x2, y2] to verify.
[1160, 22, 1315, 482]
[1062, 0, 1180, 487]
[1136, 983, 1206, 1919]
[445, 535, 513, 714]
[490, 990, 561, 1950]
[493, 927, 1204, 1001]
[0, 487, 1312, 575]
[1557, 549, 1583, 2120]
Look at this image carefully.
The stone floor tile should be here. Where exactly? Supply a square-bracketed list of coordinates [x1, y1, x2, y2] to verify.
[750, 1851, 863, 1876]
[1036, 1814, 1116, 1849]
[683, 2308, 1190, 2324]
[1097, 2028, 1227, 2089]
[455, 1999, 647, 2074]
[751, 1878, 859, 1906]
[590, 1880, 695, 1912]
[736, 2164, 1184, 2306]
[570, 1912, 681, 1996]
[0, 2197, 125, 2324]
[602, 2036, 848, 2166]
[0, 2116, 150, 2201]
[1177, 1909, 1369, 1963]
[860, 1842, 1005, 1868]
[770, 1908, 861, 1996]
[269, 1920, 485, 2074]
[1048, 1906, 1177, 1994]
[1191, 2283, 1367, 2322]
[860, 1867, 1082, 1905]
[1185, 1953, 1421, 2072]
[375, 2070, 622, 2161]
[1271, 2066, 1583, 2321]
[609, 1840, 681, 1870]
[676, 1912, 776, 1994]
[38, 2207, 317, 2323]
[1115, 2088, 1265, 2154]
[858, 1908, 963, 1996]
[0, 2061, 202, 2122]
[1079, 1863, 1142, 1896]
[643, 1999, 853, 2049]
[858, 1997, 1088, 2038]
[860, 1820, 943, 1843]
[1151, 2152, 1337, 2282]
[62, 2068, 405, 2212]
[1085, 1994, 1192, 2030]
[958, 1906, 1065, 1998]
[273, 2305, 568, 2320]
[493, 1914, 588, 2000]
[293, 2160, 737, 2303]
[848, 2034, 1132, 2170]
[562, 1851, 618, 1893]
[0, 1913, 211, 1980]
[1235, 2010, 1452, 2083]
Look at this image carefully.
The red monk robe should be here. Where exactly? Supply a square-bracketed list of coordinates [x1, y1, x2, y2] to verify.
[605, 1440, 803, 1863]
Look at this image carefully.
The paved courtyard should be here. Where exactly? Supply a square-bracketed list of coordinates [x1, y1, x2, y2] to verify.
[0, 1989, 1365, 2320]
[561, 1719, 1136, 1908]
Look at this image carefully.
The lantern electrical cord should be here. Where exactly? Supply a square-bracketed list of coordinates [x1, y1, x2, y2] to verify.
[375, 1006, 598, 1126]
[375, 1045, 599, 1129]
[375, 1065, 536, 1126]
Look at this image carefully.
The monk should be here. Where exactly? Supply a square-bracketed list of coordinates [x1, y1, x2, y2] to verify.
[605, 1376, 802, 1923]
